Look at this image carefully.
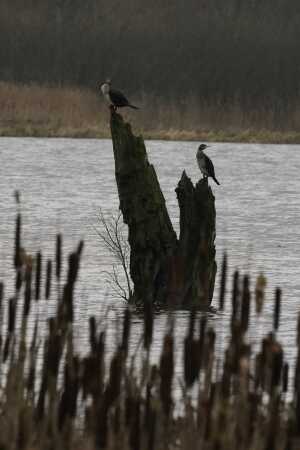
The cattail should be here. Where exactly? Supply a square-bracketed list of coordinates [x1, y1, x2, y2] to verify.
[221, 349, 231, 398]
[67, 251, 80, 286]
[145, 368, 157, 433]
[241, 275, 250, 333]
[144, 299, 153, 351]
[273, 287, 281, 331]
[0, 283, 3, 351]
[254, 353, 263, 390]
[231, 270, 239, 323]
[283, 362, 289, 393]
[129, 398, 141, 450]
[15, 269, 22, 292]
[184, 317, 193, 387]
[58, 356, 80, 430]
[147, 407, 156, 450]
[198, 315, 207, 375]
[255, 273, 266, 315]
[125, 380, 134, 427]
[45, 260, 52, 300]
[77, 240, 84, 256]
[219, 252, 227, 311]
[113, 405, 121, 435]
[62, 250, 81, 323]
[199, 315, 207, 348]
[159, 333, 174, 417]
[27, 320, 39, 395]
[56, 234, 62, 279]
[14, 190, 20, 205]
[121, 308, 131, 356]
[106, 347, 123, 408]
[207, 327, 216, 353]
[36, 339, 49, 422]
[204, 382, 216, 441]
[297, 313, 300, 347]
[95, 402, 108, 449]
[14, 213, 22, 269]
[184, 310, 200, 387]
[0, 282, 3, 313]
[35, 251, 42, 301]
[294, 350, 300, 395]
[89, 316, 97, 353]
[48, 316, 55, 336]
[297, 390, 300, 436]
[17, 407, 30, 450]
[23, 265, 32, 317]
[8, 297, 17, 334]
[204, 327, 216, 380]
[3, 297, 17, 361]
[270, 342, 283, 391]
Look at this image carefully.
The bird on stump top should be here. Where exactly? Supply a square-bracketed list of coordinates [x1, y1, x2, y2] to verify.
[196, 144, 220, 185]
[99, 80, 139, 111]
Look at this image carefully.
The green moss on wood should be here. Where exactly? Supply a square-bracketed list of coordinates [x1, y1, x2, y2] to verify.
[110, 112, 216, 306]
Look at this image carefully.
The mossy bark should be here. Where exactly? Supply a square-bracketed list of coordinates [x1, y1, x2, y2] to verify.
[110, 111, 216, 307]
[175, 172, 217, 306]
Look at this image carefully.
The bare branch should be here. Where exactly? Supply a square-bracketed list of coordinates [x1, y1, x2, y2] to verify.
[97, 210, 133, 301]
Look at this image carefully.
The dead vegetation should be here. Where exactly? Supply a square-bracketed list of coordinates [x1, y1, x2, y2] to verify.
[1, 82, 300, 143]
[0, 200, 299, 449]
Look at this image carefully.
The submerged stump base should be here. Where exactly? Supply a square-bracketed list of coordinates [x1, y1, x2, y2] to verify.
[110, 111, 216, 307]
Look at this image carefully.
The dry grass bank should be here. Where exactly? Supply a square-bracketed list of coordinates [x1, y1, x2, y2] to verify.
[1, 82, 300, 143]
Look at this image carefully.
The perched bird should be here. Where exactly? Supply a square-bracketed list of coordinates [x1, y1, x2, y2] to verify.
[99, 81, 139, 111]
[196, 144, 220, 185]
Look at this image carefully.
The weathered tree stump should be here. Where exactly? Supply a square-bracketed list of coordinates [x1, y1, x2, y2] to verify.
[175, 173, 216, 306]
[110, 112, 216, 307]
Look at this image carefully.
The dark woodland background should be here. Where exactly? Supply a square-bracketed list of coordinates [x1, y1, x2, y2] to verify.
[1, 0, 300, 131]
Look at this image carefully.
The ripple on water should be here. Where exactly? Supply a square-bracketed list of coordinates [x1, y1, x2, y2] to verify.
[0, 137, 300, 388]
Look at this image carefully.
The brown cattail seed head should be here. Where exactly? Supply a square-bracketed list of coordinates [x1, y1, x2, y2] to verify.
[45, 260, 52, 300]
[283, 362, 289, 393]
[255, 273, 266, 315]
[219, 253, 227, 311]
[121, 308, 131, 356]
[231, 270, 239, 323]
[56, 234, 62, 279]
[35, 252, 42, 301]
[24, 265, 32, 317]
[297, 313, 300, 347]
[241, 275, 250, 333]
[14, 213, 22, 269]
[273, 287, 281, 331]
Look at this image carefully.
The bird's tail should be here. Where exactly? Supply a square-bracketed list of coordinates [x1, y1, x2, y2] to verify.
[129, 104, 139, 110]
[213, 176, 220, 185]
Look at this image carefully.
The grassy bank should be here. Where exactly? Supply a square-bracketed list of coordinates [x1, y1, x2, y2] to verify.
[1, 82, 300, 143]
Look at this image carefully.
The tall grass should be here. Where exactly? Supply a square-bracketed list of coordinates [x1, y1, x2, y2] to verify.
[1, 82, 300, 142]
[0, 82, 107, 138]
[0, 205, 300, 449]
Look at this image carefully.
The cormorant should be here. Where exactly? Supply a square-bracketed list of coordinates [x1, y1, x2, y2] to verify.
[100, 81, 139, 111]
[196, 144, 220, 185]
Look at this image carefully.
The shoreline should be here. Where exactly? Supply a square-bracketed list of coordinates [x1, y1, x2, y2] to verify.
[1, 124, 300, 144]
[1, 81, 300, 144]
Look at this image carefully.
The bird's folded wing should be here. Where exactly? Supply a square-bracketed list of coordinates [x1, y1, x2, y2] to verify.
[204, 154, 216, 177]
[110, 89, 129, 106]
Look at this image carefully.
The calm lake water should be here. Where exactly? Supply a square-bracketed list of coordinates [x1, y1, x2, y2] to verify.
[0, 137, 300, 389]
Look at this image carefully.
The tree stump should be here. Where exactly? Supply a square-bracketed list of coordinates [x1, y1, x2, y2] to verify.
[110, 112, 216, 307]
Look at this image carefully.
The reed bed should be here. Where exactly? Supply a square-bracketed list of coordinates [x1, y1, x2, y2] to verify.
[1, 82, 300, 143]
[1, 206, 300, 449]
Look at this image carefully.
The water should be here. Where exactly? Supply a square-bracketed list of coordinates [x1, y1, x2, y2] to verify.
[0, 137, 300, 389]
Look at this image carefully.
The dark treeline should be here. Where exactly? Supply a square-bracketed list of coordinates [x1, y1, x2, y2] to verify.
[1, 0, 300, 122]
